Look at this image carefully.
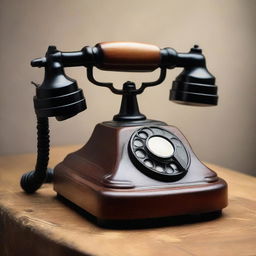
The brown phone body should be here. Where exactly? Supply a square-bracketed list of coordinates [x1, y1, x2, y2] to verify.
[54, 122, 227, 222]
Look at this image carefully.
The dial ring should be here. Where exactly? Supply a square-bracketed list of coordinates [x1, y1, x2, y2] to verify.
[128, 126, 190, 182]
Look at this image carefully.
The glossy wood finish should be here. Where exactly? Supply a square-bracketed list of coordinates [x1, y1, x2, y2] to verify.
[53, 123, 227, 221]
[1, 147, 256, 256]
[96, 42, 161, 71]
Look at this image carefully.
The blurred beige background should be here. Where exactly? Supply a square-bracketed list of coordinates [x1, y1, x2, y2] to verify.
[0, 0, 255, 176]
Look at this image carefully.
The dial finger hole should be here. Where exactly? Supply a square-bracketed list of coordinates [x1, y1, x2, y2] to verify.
[135, 149, 146, 159]
[151, 128, 163, 134]
[141, 128, 153, 136]
[144, 159, 154, 168]
[170, 163, 179, 173]
[138, 131, 148, 139]
[133, 139, 144, 147]
[166, 167, 173, 174]
[155, 165, 164, 173]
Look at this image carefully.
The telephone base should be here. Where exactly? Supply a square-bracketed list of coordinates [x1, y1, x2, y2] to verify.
[53, 121, 227, 224]
[56, 193, 223, 228]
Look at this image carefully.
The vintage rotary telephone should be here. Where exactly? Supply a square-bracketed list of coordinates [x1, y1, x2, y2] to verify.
[20, 42, 227, 225]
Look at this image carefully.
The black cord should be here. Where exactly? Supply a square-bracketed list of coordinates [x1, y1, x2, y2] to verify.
[20, 116, 53, 193]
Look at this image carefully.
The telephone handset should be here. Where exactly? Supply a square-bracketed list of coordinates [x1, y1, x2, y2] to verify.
[20, 42, 227, 225]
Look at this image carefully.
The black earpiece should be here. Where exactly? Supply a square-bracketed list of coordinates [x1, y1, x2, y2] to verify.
[169, 45, 218, 106]
[32, 46, 86, 121]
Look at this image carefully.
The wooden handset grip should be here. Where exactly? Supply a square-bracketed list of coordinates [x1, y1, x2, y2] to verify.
[96, 42, 161, 72]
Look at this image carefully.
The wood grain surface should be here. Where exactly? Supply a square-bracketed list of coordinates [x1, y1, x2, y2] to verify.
[0, 145, 256, 256]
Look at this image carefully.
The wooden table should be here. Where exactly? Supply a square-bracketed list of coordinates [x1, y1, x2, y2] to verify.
[0, 145, 255, 256]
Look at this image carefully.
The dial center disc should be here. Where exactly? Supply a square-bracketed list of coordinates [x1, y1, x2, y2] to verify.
[147, 136, 174, 158]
